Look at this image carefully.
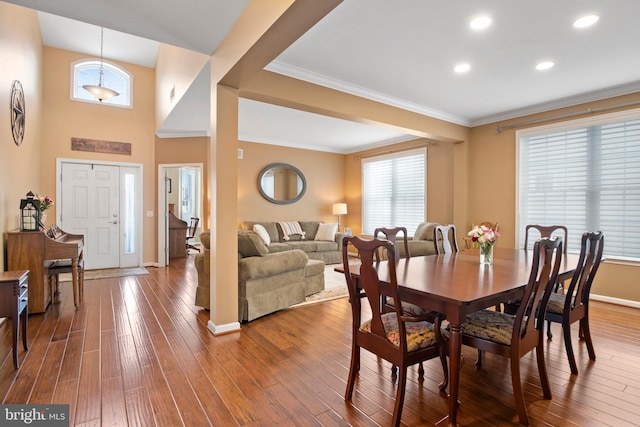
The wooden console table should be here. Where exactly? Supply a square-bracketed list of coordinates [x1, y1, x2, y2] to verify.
[0, 270, 29, 369]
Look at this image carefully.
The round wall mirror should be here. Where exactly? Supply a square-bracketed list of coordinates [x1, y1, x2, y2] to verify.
[258, 163, 306, 205]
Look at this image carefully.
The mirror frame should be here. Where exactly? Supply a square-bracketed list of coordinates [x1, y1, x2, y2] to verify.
[257, 163, 307, 205]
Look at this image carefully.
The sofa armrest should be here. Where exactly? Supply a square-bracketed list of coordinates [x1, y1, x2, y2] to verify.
[334, 232, 346, 247]
[238, 249, 308, 281]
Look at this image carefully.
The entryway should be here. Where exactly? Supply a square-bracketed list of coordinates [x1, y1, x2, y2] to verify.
[57, 159, 143, 270]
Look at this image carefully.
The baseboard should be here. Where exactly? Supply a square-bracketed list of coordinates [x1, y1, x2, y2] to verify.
[208, 320, 241, 335]
[590, 293, 640, 309]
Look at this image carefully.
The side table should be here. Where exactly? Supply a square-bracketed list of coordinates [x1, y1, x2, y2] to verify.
[0, 270, 29, 369]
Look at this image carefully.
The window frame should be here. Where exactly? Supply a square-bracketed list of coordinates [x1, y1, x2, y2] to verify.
[70, 59, 133, 108]
[516, 107, 640, 263]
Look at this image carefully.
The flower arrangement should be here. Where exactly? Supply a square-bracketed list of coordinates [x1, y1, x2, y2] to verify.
[468, 225, 500, 246]
[35, 193, 54, 212]
[468, 225, 500, 264]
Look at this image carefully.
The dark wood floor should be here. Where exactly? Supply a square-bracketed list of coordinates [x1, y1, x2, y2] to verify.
[1, 256, 639, 426]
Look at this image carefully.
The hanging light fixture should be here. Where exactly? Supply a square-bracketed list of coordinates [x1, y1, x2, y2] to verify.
[82, 27, 119, 102]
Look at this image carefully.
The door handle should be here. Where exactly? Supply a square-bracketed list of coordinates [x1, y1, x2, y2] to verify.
[110, 221, 118, 224]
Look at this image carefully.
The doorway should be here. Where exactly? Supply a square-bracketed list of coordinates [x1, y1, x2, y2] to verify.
[57, 159, 143, 270]
[158, 163, 203, 267]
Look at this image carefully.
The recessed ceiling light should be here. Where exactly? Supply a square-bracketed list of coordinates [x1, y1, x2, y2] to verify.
[470, 16, 492, 30]
[573, 15, 600, 28]
[535, 61, 555, 71]
[454, 63, 471, 73]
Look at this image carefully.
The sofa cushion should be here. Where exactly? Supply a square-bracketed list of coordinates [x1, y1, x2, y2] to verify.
[244, 221, 280, 243]
[314, 240, 339, 252]
[287, 241, 319, 253]
[299, 221, 320, 240]
[277, 221, 305, 241]
[238, 230, 268, 257]
[200, 230, 211, 250]
[413, 222, 439, 241]
[238, 249, 308, 281]
[267, 242, 293, 253]
[315, 223, 338, 241]
[252, 224, 271, 245]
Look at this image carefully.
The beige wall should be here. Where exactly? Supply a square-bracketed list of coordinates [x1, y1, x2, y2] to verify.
[469, 94, 640, 303]
[0, 3, 43, 271]
[155, 44, 209, 131]
[41, 46, 157, 264]
[155, 135, 210, 232]
[344, 138, 456, 237]
[238, 141, 345, 226]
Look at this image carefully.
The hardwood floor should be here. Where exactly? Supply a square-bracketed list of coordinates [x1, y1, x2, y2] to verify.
[1, 257, 639, 426]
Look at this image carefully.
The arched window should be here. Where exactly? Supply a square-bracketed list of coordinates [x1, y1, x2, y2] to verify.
[71, 60, 132, 107]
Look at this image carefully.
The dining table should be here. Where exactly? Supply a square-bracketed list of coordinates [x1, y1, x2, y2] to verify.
[337, 247, 579, 426]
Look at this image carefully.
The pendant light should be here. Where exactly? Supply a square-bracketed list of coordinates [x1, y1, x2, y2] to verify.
[83, 27, 119, 102]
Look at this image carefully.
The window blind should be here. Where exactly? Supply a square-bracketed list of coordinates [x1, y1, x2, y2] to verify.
[518, 115, 640, 259]
[362, 148, 426, 236]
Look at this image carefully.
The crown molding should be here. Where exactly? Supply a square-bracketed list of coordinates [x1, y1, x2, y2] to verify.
[267, 61, 640, 130]
[155, 130, 210, 139]
[265, 61, 471, 127]
[471, 81, 640, 127]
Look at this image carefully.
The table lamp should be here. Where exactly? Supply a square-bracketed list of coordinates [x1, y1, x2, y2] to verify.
[332, 203, 347, 231]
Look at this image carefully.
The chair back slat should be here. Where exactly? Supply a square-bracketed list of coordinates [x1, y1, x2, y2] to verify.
[524, 224, 568, 254]
[514, 237, 563, 340]
[433, 224, 459, 254]
[373, 227, 409, 261]
[566, 231, 604, 311]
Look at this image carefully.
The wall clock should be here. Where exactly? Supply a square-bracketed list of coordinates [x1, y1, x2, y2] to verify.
[10, 80, 25, 146]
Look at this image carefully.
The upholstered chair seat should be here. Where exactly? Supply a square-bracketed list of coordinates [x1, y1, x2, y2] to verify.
[360, 312, 438, 352]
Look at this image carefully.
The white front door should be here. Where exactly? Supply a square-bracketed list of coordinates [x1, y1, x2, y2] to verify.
[61, 162, 120, 269]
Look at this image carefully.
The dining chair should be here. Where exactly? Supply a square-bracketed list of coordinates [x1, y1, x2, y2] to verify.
[433, 224, 459, 254]
[373, 226, 410, 261]
[186, 217, 200, 254]
[464, 222, 499, 249]
[375, 226, 431, 377]
[460, 237, 563, 426]
[524, 224, 567, 254]
[545, 231, 603, 374]
[342, 236, 448, 427]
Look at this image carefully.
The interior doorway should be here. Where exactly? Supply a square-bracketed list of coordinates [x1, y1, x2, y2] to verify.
[157, 163, 203, 267]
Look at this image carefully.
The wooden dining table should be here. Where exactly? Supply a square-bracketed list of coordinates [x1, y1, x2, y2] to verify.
[338, 247, 580, 426]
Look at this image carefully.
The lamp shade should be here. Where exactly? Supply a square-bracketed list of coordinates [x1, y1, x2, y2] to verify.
[332, 203, 347, 215]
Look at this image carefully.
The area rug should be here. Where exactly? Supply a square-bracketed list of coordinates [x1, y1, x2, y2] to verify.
[291, 264, 349, 307]
[58, 267, 149, 282]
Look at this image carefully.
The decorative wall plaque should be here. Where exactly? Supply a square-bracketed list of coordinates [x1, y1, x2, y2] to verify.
[71, 137, 131, 155]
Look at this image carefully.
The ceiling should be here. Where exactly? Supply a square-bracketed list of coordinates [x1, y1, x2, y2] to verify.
[8, 0, 640, 153]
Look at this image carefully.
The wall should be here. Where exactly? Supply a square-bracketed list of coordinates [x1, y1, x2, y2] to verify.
[343, 138, 456, 237]
[237, 141, 345, 226]
[41, 46, 157, 264]
[155, 136, 210, 252]
[469, 93, 640, 304]
[0, 3, 43, 271]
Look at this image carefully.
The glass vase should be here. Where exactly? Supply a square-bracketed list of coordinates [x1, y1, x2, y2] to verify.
[38, 211, 47, 230]
[479, 244, 493, 265]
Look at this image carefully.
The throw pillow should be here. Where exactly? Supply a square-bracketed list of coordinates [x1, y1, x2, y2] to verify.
[238, 231, 268, 257]
[315, 223, 338, 241]
[253, 224, 271, 246]
[413, 222, 438, 241]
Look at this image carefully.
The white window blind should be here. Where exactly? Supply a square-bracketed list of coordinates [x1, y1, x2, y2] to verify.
[362, 148, 426, 236]
[518, 112, 640, 259]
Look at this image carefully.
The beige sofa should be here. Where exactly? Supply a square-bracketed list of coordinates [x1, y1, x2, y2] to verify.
[372, 222, 441, 259]
[241, 221, 345, 265]
[194, 229, 325, 322]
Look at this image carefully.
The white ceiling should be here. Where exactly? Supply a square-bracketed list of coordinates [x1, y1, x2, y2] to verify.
[7, 0, 640, 153]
